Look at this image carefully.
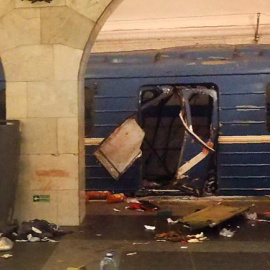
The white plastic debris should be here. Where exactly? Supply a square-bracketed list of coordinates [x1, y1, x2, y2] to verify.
[167, 218, 178, 225]
[132, 242, 150, 245]
[126, 198, 140, 204]
[113, 208, 120, 212]
[15, 240, 28, 242]
[126, 252, 137, 256]
[32, 226, 42, 234]
[144, 225, 156, 230]
[0, 237, 14, 251]
[195, 232, 204, 239]
[257, 219, 270, 223]
[27, 234, 40, 242]
[181, 246, 188, 249]
[47, 239, 59, 243]
[187, 232, 206, 240]
[96, 234, 102, 237]
[245, 212, 257, 220]
[219, 228, 235, 238]
[187, 239, 200, 243]
[1, 253, 13, 259]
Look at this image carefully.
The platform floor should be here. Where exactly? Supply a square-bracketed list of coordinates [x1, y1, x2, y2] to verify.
[1, 196, 270, 270]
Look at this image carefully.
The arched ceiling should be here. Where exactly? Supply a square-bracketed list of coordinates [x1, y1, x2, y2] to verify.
[93, 0, 270, 52]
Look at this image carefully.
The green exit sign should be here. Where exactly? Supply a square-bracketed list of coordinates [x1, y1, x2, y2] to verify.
[33, 195, 50, 202]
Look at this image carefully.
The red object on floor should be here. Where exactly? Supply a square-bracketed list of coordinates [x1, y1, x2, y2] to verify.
[128, 200, 160, 212]
[106, 193, 127, 203]
[86, 191, 111, 200]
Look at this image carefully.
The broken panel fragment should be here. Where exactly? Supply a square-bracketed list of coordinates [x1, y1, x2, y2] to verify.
[94, 118, 145, 180]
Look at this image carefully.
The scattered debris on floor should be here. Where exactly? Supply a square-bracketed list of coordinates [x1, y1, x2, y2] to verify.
[0, 237, 13, 251]
[178, 204, 250, 230]
[0, 219, 72, 243]
[1, 253, 13, 259]
[156, 231, 182, 242]
[156, 231, 207, 243]
[87, 192, 270, 246]
[219, 228, 235, 238]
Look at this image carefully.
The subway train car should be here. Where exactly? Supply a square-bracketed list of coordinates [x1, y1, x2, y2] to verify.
[85, 45, 270, 196]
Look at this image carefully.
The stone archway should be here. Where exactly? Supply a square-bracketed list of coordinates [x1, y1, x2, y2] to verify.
[0, 0, 121, 225]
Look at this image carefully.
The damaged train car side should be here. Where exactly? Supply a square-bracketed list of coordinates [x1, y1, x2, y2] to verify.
[85, 45, 270, 196]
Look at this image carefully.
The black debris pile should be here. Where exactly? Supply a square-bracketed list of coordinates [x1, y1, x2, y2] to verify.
[0, 219, 72, 243]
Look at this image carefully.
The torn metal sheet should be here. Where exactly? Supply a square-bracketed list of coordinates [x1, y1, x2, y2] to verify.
[176, 151, 209, 179]
[94, 118, 145, 180]
[178, 204, 250, 230]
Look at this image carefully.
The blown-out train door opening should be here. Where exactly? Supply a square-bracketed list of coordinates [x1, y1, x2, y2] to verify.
[93, 84, 218, 196]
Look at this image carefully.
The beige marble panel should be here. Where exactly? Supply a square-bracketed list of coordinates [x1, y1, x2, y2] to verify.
[16, 154, 31, 188]
[57, 118, 79, 154]
[14, 188, 58, 223]
[6, 82, 28, 119]
[53, 45, 83, 81]
[27, 81, 78, 118]
[21, 118, 57, 154]
[0, 0, 15, 19]
[1, 46, 54, 82]
[0, 8, 40, 54]
[41, 7, 94, 50]
[57, 189, 79, 225]
[66, 0, 111, 22]
[16, 0, 65, 8]
[28, 154, 79, 190]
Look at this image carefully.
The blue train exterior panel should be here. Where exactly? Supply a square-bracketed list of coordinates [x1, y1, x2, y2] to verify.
[85, 45, 270, 195]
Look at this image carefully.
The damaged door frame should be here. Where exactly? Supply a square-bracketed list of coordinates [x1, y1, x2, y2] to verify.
[94, 84, 219, 196]
[174, 86, 218, 195]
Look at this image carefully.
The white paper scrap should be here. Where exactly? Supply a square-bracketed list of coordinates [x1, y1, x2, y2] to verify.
[127, 252, 137, 256]
[144, 225, 156, 230]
